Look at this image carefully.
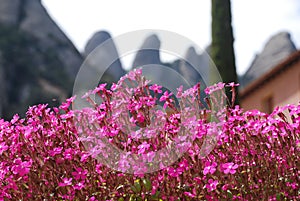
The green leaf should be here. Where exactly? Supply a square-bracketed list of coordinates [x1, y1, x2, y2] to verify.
[134, 179, 142, 192]
[129, 194, 136, 201]
[276, 193, 281, 201]
[131, 185, 138, 193]
[150, 191, 161, 200]
[227, 190, 233, 199]
[142, 178, 152, 191]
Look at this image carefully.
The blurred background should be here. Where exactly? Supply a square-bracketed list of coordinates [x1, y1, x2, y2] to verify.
[0, 0, 299, 119]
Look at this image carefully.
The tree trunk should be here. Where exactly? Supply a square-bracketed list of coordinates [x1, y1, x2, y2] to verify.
[211, 0, 239, 105]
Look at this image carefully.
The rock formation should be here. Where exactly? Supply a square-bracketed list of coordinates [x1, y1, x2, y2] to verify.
[0, 52, 5, 116]
[179, 46, 210, 87]
[84, 31, 126, 83]
[241, 31, 297, 87]
[0, 0, 21, 25]
[20, 0, 82, 79]
[0, 0, 83, 119]
[132, 34, 161, 68]
[130, 34, 211, 92]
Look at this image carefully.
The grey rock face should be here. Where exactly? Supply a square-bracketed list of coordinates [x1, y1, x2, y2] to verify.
[179, 46, 210, 87]
[241, 31, 296, 87]
[85, 31, 111, 56]
[129, 34, 181, 91]
[132, 34, 161, 68]
[0, 0, 83, 119]
[0, 52, 5, 116]
[19, 0, 82, 79]
[84, 31, 125, 82]
[130, 34, 211, 93]
[0, 0, 21, 25]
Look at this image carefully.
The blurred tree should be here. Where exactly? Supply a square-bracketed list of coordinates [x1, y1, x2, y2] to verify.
[211, 0, 239, 105]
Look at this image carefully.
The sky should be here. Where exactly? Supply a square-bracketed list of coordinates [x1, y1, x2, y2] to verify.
[42, 0, 300, 75]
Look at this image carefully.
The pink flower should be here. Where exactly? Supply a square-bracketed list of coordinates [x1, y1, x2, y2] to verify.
[221, 162, 239, 174]
[11, 158, 32, 177]
[203, 162, 217, 175]
[159, 91, 172, 102]
[59, 177, 72, 187]
[176, 85, 183, 97]
[287, 182, 298, 189]
[95, 164, 103, 174]
[111, 83, 118, 91]
[144, 151, 155, 162]
[127, 69, 140, 80]
[10, 114, 20, 124]
[141, 96, 156, 107]
[136, 113, 145, 123]
[63, 148, 74, 160]
[89, 196, 98, 201]
[48, 147, 63, 157]
[167, 167, 182, 177]
[72, 167, 88, 180]
[80, 153, 90, 162]
[133, 162, 148, 175]
[92, 83, 107, 94]
[81, 90, 93, 99]
[118, 156, 130, 172]
[0, 142, 8, 155]
[184, 191, 196, 198]
[193, 177, 202, 184]
[60, 110, 75, 119]
[74, 181, 85, 190]
[149, 84, 162, 93]
[226, 82, 239, 87]
[178, 159, 189, 171]
[137, 142, 150, 154]
[59, 96, 76, 111]
[222, 184, 230, 191]
[204, 82, 225, 95]
[204, 179, 218, 192]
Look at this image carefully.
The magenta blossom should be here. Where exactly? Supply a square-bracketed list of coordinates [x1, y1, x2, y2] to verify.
[58, 178, 72, 187]
[1, 69, 299, 200]
[221, 162, 239, 174]
[0, 142, 8, 155]
[137, 142, 150, 154]
[72, 167, 88, 180]
[205, 179, 218, 192]
[149, 84, 162, 93]
[203, 161, 217, 175]
[11, 158, 32, 177]
[159, 91, 173, 102]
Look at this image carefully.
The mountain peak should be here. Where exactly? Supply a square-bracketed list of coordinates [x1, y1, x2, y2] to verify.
[241, 31, 296, 87]
[132, 34, 161, 68]
[84, 30, 112, 56]
[0, 0, 83, 119]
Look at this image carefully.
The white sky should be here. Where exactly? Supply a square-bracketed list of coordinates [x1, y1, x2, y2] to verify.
[42, 0, 300, 75]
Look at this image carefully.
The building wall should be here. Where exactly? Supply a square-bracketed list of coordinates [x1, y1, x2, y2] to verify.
[241, 60, 300, 113]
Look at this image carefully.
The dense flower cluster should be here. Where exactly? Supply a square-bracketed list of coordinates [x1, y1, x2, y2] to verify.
[0, 69, 299, 200]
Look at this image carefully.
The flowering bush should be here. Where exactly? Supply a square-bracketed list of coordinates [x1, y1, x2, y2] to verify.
[0, 69, 299, 200]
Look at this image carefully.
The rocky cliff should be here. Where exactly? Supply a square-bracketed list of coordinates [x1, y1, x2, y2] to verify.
[130, 34, 209, 93]
[0, 0, 83, 119]
[179, 46, 210, 87]
[84, 31, 126, 83]
[241, 31, 297, 87]
[132, 34, 162, 68]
